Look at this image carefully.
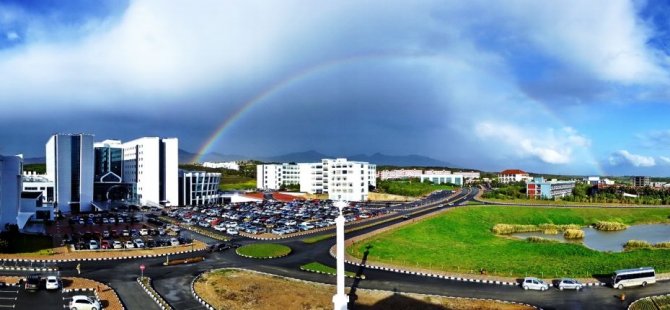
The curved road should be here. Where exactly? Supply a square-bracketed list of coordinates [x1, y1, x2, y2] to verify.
[14, 188, 670, 310]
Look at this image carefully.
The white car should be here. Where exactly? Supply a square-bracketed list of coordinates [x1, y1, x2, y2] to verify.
[522, 277, 549, 291]
[45, 276, 59, 290]
[226, 228, 239, 235]
[113, 241, 123, 249]
[134, 239, 145, 248]
[558, 278, 584, 291]
[225, 221, 238, 228]
[214, 224, 227, 232]
[170, 238, 180, 246]
[139, 229, 149, 236]
[89, 240, 99, 250]
[124, 241, 135, 249]
[69, 295, 101, 310]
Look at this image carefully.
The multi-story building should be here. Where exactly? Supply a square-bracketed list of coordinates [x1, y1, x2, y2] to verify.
[0, 154, 22, 229]
[498, 169, 531, 184]
[122, 137, 178, 206]
[178, 170, 222, 206]
[46, 134, 95, 213]
[459, 171, 481, 182]
[93, 140, 133, 202]
[22, 172, 54, 204]
[526, 178, 575, 199]
[256, 163, 300, 190]
[202, 161, 240, 171]
[377, 169, 423, 180]
[298, 162, 324, 193]
[632, 176, 650, 187]
[420, 173, 463, 186]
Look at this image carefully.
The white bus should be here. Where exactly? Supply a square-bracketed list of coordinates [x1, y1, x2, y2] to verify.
[612, 267, 656, 289]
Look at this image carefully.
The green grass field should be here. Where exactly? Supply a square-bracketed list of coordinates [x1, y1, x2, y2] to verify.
[236, 243, 291, 258]
[347, 206, 670, 278]
[300, 262, 358, 278]
[377, 180, 456, 197]
[219, 175, 256, 191]
[630, 294, 670, 310]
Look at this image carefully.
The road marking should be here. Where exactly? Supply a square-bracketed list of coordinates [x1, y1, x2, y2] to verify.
[0, 291, 17, 294]
[0, 298, 16, 301]
[0, 305, 15, 308]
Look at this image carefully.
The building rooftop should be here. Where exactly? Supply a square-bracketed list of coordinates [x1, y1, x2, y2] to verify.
[500, 169, 528, 175]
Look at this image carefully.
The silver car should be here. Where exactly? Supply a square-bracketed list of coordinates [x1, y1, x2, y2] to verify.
[522, 277, 549, 291]
[558, 278, 584, 291]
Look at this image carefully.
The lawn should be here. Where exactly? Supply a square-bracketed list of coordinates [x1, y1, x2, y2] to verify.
[630, 294, 670, 310]
[236, 243, 291, 258]
[219, 175, 256, 191]
[348, 206, 670, 278]
[300, 262, 358, 278]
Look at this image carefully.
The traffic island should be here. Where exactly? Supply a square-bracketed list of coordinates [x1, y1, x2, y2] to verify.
[137, 277, 173, 310]
[163, 256, 205, 266]
[62, 277, 125, 310]
[235, 243, 291, 259]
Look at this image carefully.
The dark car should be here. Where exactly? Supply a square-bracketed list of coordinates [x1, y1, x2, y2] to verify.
[24, 274, 41, 290]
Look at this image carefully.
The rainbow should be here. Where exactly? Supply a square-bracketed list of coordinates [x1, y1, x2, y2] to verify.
[194, 53, 606, 176]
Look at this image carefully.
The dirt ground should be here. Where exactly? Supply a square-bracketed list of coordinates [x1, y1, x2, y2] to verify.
[367, 192, 416, 202]
[194, 269, 533, 310]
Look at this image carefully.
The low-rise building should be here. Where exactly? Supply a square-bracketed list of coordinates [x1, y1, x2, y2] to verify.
[498, 169, 531, 183]
[377, 169, 423, 180]
[420, 173, 463, 186]
[178, 170, 222, 206]
[527, 177, 575, 199]
[632, 176, 650, 187]
[202, 161, 240, 171]
[256, 163, 300, 190]
[22, 172, 54, 204]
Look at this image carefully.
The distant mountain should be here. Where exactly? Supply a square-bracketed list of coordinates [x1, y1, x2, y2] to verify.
[260, 150, 329, 163]
[178, 149, 198, 164]
[179, 149, 254, 164]
[349, 152, 451, 167]
[23, 156, 45, 164]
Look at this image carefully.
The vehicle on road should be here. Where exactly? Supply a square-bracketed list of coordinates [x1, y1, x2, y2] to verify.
[69, 295, 101, 310]
[557, 278, 583, 291]
[45, 276, 59, 290]
[24, 274, 41, 290]
[522, 277, 549, 291]
[612, 267, 656, 289]
[170, 238, 180, 246]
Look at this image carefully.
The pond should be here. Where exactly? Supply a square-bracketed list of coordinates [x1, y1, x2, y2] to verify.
[512, 224, 670, 252]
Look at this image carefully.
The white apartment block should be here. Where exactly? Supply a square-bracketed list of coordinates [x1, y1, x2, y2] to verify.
[256, 163, 300, 190]
[202, 161, 240, 171]
[378, 169, 423, 180]
[178, 170, 221, 206]
[122, 137, 178, 206]
[0, 155, 22, 229]
[301, 158, 376, 202]
[46, 134, 95, 213]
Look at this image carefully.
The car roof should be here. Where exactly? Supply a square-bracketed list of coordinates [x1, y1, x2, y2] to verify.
[72, 295, 93, 300]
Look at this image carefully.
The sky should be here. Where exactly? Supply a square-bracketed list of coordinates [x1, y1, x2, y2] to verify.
[2, 0, 670, 176]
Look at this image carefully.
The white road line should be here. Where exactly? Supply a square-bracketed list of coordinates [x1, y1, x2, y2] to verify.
[0, 305, 15, 308]
[0, 298, 16, 301]
[0, 291, 17, 294]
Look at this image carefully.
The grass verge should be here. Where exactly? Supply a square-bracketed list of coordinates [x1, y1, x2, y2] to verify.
[300, 262, 361, 278]
[348, 206, 670, 278]
[236, 243, 291, 258]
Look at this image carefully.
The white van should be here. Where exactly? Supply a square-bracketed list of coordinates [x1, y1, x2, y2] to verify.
[612, 267, 656, 289]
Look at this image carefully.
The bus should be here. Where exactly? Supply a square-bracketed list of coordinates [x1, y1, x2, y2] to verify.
[612, 267, 656, 289]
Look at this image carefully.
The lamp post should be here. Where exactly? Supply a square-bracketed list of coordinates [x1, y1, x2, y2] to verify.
[332, 200, 349, 310]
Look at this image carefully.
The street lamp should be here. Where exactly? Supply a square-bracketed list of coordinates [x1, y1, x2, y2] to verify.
[332, 200, 349, 310]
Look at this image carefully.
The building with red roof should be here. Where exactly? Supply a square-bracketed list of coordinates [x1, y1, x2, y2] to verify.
[498, 169, 531, 183]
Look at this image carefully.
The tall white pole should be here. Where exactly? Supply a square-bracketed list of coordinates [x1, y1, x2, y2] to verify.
[333, 200, 349, 310]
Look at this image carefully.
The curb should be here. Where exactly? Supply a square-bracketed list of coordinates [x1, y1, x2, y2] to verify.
[191, 267, 541, 310]
[0, 266, 58, 272]
[137, 277, 173, 310]
[299, 266, 364, 279]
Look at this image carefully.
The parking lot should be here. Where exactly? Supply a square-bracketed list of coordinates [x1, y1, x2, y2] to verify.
[0, 280, 99, 310]
[165, 198, 390, 237]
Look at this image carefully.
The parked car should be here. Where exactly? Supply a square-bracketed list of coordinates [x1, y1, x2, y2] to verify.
[226, 228, 239, 235]
[124, 241, 135, 249]
[89, 240, 99, 250]
[139, 229, 149, 236]
[113, 241, 123, 249]
[170, 238, 180, 246]
[558, 278, 584, 291]
[522, 277, 549, 291]
[69, 295, 101, 310]
[24, 274, 41, 290]
[100, 240, 111, 249]
[45, 276, 59, 290]
[134, 239, 145, 248]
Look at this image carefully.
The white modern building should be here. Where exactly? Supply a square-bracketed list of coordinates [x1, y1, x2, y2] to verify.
[256, 163, 300, 190]
[527, 177, 576, 199]
[0, 154, 22, 229]
[202, 161, 240, 171]
[22, 172, 54, 204]
[46, 134, 95, 213]
[377, 169, 423, 180]
[498, 169, 532, 184]
[178, 170, 222, 206]
[420, 173, 463, 186]
[122, 137, 178, 206]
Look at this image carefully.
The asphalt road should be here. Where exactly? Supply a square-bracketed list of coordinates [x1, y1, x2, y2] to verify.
[6, 187, 670, 310]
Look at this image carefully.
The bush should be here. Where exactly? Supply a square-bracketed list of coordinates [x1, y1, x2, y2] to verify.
[594, 221, 628, 231]
[624, 240, 651, 251]
[491, 224, 540, 235]
[543, 228, 559, 235]
[563, 229, 584, 239]
[654, 242, 670, 249]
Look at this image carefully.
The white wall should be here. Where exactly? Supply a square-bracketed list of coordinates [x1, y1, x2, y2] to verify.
[0, 155, 21, 229]
[163, 138, 179, 206]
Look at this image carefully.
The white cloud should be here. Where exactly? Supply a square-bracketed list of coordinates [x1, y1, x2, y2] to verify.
[5, 31, 18, 41]
[609, 150, 656, 167]
[475, 122, 591, 165]
[659, 156, 670, 165]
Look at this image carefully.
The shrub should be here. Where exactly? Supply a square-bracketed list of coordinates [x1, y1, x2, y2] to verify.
[563, 229, 584, 239]
[594, 221, 628, 231]
[624, 240, 651, 251]
[654, 242, 670, 249]
[526, 236, 557, 243]
[543, 228, 559, 235]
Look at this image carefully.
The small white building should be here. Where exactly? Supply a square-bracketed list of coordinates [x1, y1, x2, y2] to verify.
[22, 172, 54, 204]
[46, 134, 95, 213]
[122, 137, 179, 206]
[498, 169, 532, 184]
[202, 161, 240, 171]
[420, 173, 463, 186]
[178, 170, 222, 206]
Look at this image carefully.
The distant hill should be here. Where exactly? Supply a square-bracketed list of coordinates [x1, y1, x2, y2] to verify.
[260, 150, 329, 163]
[348, 152, 451, 167]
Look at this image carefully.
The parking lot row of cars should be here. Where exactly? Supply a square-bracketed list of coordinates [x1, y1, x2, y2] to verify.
[166, 199, 389, 236]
